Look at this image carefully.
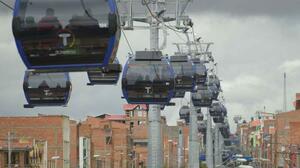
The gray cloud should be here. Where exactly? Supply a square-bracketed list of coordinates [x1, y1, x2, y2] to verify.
[188, 0, 300, 18]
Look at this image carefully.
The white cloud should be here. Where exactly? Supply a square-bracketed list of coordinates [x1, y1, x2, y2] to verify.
[279, 59, 300, 73]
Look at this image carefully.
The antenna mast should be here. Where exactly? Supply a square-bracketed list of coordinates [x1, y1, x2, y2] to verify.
[283, 72, 287, 112]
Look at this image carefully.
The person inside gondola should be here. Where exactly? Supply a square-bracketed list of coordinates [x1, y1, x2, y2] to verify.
[38, 80, 50, 89]
[38, 8, 62, 30]
[56, 83, 62, 89]
[66, 8, 100, 36]
[37, 8, 62, 53]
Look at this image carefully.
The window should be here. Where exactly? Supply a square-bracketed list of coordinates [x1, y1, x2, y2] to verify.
[24, 151, 30, 165]
[5, 152, 20, 165]
[130, 111, 134, 117]
[138, 111, 143, 117]
[130, 122, 134, 128]
[106, 136, 112, 144]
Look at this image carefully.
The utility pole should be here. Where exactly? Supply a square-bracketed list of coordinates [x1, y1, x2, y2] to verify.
[188, 103, 199, 168]
[147, 1, 163, 167]
[274, 112, 279, 168]
[206, 111, 214, 168]
[178, 127, 184, 168]
[214, 124, 221, 167]
[283, 72, 287, 112]
[8, 132, 11, 168]
[219, 131, 224, 164]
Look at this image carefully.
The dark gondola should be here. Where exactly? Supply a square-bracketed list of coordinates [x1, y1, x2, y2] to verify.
[191, 85, 213, 107]
[198, 121, 207, 144]
[196, 108, 204, 121]
[209, 102, 226, 117]
[208, 74, 221, 89]
[170, 55, 195, 98]
[13, 0, 120, 71]
[23, 71, 72, 108]
[209, 84, 220, 100]
[224, 140, 231, 146]
[198, 121, 206, 133]
[192, 58, 207, 85]
[207, 74, 221, 100]
[179, 105, 190, 124]
[87, 58, 122, 85]
[213, 115, 225, 123]
[122, 51, 175, 104]
[220, 126, 230, 140]
[219, 122, 229, 134]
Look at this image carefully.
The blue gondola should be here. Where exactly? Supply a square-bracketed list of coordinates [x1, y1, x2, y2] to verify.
[87, 58, 122, 85]
[23, 70, 72, 108]
[209, 84, 220, 100]
[219, 122, 229, 134]
[192, 85, 213, 107]
[213, 115, 225, 123]
[209, 102, 226, 117]
[170, 55, 195, 98]
[192, 58, 207, 85]
[197, 108, 204, 121]
[12, 0, 120, 71]
[208, 74, 221, 89]
[122, 51, 175, 104]
[198, 121, 206, 133]
[207, 74, 221, 100]
[179, 105, 190, 124]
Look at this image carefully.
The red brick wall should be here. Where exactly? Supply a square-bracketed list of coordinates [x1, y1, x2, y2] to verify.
[0, 115, 69, 168]
[79, 117, 130, 168]
[289, 122, 300, 145]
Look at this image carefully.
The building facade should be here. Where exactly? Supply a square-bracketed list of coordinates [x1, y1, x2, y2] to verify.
[0, 115, 76, 168]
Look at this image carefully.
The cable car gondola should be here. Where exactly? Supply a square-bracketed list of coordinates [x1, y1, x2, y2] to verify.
[122, 51, 175, 104]
[213, 115, 225, 123]
[170, 55, 195, 98]
[23, 71, 72, 108]
[198, 121, 206, 133]
[191, 85, 213, 107]
[198, 121, 207, 144]
[87, 58, 122, 85]
[207, 74, 221, 100]
[196, 108, 204, 121]
[208, 74, 221, 89]
[209, 102, 226, 117]
[208, 84, 220, 100]
[219, 122, 229, 134]
[179, 105, 190, 124]
[12, 0, 120, 70]
[220, 127, 230, 139]
[192, 58, 207, 85]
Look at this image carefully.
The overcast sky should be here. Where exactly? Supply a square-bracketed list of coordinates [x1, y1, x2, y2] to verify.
[0, 0, 300, 132]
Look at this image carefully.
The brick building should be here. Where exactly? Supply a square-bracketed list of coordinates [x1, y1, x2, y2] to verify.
[78, 114, 130, 168]
[236, 93, 300, 168]
[0, 105, 192, 168]
[274, 109, 300, 168]
[123, 104, 190, 168]
[0, 114, 76, 168]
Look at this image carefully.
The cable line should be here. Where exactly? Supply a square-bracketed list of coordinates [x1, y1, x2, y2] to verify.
[121, 28, 134, 55]
[0, 0, 13, 10]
